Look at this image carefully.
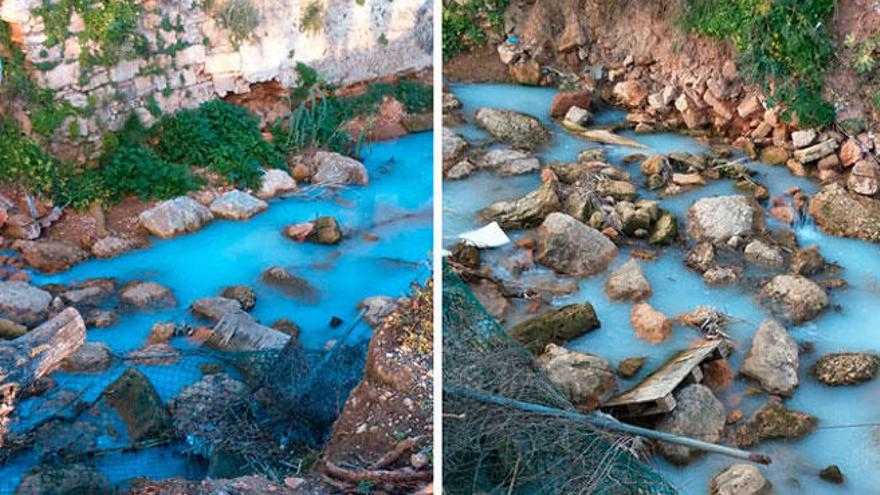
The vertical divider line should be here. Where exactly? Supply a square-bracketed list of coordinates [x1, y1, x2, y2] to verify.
[432, 0, 444, 490]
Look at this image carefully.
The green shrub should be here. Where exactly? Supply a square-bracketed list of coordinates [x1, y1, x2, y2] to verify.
[680, 0, 836, 127]
[154, 100, 285, 190]
[442, 0, 509, 60]
[214, 0, 261, 49]
[101, 145, 198, 201]
[0, 117, 57, 193]
[272, 90, 357, 157]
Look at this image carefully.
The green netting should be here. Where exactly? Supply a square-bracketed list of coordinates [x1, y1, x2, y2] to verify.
[442, 261, 677, 495]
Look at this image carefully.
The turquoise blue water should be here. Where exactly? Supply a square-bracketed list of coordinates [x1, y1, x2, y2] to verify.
[445, 83, 880, 494]
[0, 131, 433, 492]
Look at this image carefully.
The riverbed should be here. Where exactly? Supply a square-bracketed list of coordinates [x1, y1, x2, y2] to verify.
[444, 83, 880, 494]
[0, 131, 433, 493]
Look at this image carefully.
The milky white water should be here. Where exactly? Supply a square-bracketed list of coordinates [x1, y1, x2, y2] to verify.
[445, 83, 880, 494]
[0, 131, 433, 492]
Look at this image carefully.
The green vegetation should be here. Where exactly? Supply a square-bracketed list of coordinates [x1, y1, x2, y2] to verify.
[214, 0, 261, 49]
[34, 0, 149, 69]
[153, 100, 285, 190]
[273, 66, 432, 157]
[679, 0, 836, 127]
[0, 21, 79, 136]
[301, 1, 324, 34]
[442, 0, 509, 60]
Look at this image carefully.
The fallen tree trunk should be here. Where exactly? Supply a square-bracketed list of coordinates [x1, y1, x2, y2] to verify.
[0, 307, 85, 448]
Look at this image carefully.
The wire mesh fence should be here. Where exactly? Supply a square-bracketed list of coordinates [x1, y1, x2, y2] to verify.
[442, 261, 677, 495]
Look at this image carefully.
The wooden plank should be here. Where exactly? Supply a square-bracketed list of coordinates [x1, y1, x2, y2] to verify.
[603, 340, 723, 409]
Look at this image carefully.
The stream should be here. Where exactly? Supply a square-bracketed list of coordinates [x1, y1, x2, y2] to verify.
[444, 83, 880, 494]
[0, 131, 433, 493]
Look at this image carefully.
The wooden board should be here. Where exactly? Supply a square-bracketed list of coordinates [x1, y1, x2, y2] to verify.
[602, 340, 725, 417]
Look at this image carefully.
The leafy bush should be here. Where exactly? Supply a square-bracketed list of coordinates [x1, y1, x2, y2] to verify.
[272, 90, 357, 157]
[214, 0, 261, 49]
[100, 146, 198, 201]
[442, 0, 509, 60]
[154, 100, 285, 190]
[0, 118, 57, 193]
[680, 0, 836, 127]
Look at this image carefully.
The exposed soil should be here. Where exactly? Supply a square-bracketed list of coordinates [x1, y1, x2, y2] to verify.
[444, 43, 513, 83]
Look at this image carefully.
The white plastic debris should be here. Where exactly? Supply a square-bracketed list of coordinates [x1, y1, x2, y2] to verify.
[458, 222, 510, 248]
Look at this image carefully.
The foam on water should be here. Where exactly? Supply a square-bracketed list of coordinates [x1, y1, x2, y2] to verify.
[446, 83, 880, 494]
[0, 132, 433, 491]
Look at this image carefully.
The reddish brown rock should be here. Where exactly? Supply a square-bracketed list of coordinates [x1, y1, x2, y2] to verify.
[343, 96, 408, 141]
[550, 90, 591, 118]
[848, 159, 878, 196]
[631, 303, 673, 344]
[0, 208, 6, 229]
[839, 139, 862, 167]
[3, 214, 40, 240]
[613, 80, 649, 108]
[759, 146, 789, 165]
[510, 59, 541, 86]
[703, 358, 734, 391]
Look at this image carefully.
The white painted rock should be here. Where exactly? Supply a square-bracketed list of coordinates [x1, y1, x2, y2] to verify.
[257, 169, 297, 199]
[209, 190, 268, 220]
[139, 196, 213, 238]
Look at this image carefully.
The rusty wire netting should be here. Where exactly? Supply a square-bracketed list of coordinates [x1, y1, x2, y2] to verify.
[442, 262, 677, 495]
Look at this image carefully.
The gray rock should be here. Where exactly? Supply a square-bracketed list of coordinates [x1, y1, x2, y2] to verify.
[208, 311, 290, 351]
[481, 148, 540, 176]
[536, 212, 618, 277]
[791, 245, 824, 275]
[15, 463, 111, 495]
[687, 195, 764, 244]
[760, 275, 828, 324]
[655, 384, 726, 465]
[446, 159, 475, 180]
[740, 320, 799, 396]
[442, 127, 468, 165]
[311, 151, 369, 185]
[480, 178, 561, 229]
[0, 281, 52, 324]
[139, 196, 213, 238]
[703, 266, 741, 285]
[709, 464, 772, 495]
[256, 169, 296, 199]
[120, 281, 177, 310]
[221, 285, 256, 311]
[685, 242, 716, 273]
[744, 239, 784, 268]
[191, 297, 242, 323]
[62, 342, 113, 373]
[793, 138, 837, 163]
[604, 259, 652, 301]
[811, 352, 880, 386]
[537, 343, 616, 411]
[358, 296, 396, 327]
[474, 107, 550, 150]
[209, 190, 268, 220]
[791, 129, 816, 149]
[91, 236, 141, 258]
[260, 266, 319, 304]
[169, 373, 250, 446]
[563, 106, 591, 126]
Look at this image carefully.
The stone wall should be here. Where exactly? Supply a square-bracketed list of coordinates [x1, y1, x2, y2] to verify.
[0, 0, 432, 158]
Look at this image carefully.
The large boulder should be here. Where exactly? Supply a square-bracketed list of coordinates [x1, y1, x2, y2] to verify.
[507, 303, 600, 352]
[739, 320, 799, 396]
[630, 303, 673, 344]
[311, 151, 369, 186]
[480, 177, 561, 229]
[474, 107, 550, 150]
[4, 213, 40, 240]
[481, 148, 541, 176]
[139, 196, 213, 238]
[655, 384, 726, 465]
[102, 367, 171, 442]
[209, 190, 268, 220]
[687, 195, 765, 244]
[709, 464, 772, 495]
[809, 183, 880, 242]
[535, 212, 618, 277]
[537, 343, 616, 411]
[190, 297, 242, 323]
[169, 373, 250, 442]
[12, 240, 88, 273]
[732, 397, 817, 448]
[61, 342, 113, 373]
[613, 80, 649, 107]
[810, 352, 880, 386]
[604, 259, 652, 301]
[760, 275, 828, 324]
[442, 127, 468, 166]
[260, 266, 319, 304]
[120, 281, 177, 310]
[0, 281, 52, 325]
[256, 169, 296, 199]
